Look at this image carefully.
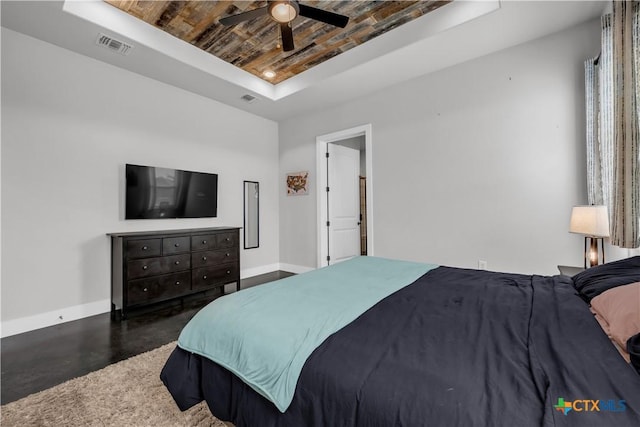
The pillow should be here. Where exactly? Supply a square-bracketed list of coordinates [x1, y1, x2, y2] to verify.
[572, 256, 640, 302]
[591, 310, 630, 361]
[590, 281, 640, 361]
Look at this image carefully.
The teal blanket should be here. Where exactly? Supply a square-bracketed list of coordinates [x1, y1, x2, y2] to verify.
[177, 256, 438, 412]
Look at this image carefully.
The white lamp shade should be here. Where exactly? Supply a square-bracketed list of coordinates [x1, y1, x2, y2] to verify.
[569, 205, 610, 237]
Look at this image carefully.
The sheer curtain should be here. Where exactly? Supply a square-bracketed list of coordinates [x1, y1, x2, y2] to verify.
[585, 56, 600, 204]
[585, 2, 639, 249]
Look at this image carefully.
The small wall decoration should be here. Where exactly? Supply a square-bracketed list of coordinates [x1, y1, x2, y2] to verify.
[286, 171, 309, 196]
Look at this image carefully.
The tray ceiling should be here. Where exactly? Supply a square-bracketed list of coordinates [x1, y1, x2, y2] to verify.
[105, 0, 450, 84]
[2, 1, 606, 120]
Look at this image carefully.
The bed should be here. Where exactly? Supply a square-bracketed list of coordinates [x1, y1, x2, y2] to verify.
[161, 255, 640, 427]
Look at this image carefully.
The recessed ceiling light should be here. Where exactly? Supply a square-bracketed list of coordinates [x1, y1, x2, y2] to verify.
[263, 70, 276, 79]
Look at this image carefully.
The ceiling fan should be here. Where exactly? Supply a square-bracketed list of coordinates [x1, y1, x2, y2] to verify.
[219, 0, 350, 52]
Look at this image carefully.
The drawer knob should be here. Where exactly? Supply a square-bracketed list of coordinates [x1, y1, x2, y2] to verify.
[175, 261, 180, 265]
[142, 246, 148, 250]
[175, 281, 180, 285]
[143, 287, 148, 292]
[202, 256, 207, 261]
[202, 240, 207, 244]
[142, 265, 148, 270]
[174, 243, 180, 247]
[225, 238, 230, 242]
[226, 270, 231, 274]
[226, 253, 230, 257]
[203, 275, 207, 280]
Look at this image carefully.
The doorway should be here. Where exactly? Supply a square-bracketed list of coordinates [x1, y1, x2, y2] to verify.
[316, 124, 374, 268]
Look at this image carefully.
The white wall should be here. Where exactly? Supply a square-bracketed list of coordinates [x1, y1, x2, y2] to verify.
[1, 28, 279, 336]
[279, 18, 617, 275]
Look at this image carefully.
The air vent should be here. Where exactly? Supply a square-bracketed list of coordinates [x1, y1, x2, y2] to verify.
[240, 94, 258, 104]
[96, 33, 133, 56]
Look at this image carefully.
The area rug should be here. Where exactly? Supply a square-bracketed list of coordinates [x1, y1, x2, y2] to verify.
[0, 342, 227, 427]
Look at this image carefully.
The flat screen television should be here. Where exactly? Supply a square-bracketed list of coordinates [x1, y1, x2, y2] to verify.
[125, 164, 218, 219]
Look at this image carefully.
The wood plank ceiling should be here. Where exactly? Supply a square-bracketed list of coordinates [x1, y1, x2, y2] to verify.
[105, 1, 451, 84]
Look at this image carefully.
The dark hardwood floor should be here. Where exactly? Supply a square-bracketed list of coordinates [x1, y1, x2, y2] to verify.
[0, 271, 294, 405]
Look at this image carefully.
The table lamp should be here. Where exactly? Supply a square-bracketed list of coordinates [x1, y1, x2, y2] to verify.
[569, 205, 610, 268]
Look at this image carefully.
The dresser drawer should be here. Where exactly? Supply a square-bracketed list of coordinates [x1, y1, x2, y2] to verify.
[127, 272, 191, 305]
[192, 264, 239, 290]
[191, 249, 238, 268]
[191, 234, 216, 251]
[163, 236, 190, 255]
[216, 232, 237, 249]
[127, 253, 191, 280]
[126, 239, 161, 259]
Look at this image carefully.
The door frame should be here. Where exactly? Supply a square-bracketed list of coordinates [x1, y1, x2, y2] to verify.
[316, 124, 374, 268]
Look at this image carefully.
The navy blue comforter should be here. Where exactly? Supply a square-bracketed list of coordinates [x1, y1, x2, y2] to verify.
[161, 267, 640, 426]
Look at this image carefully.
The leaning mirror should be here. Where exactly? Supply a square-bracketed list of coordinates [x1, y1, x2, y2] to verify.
[243, 181, 259, 249]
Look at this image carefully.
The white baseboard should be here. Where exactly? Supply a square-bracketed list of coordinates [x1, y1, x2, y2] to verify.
[1, 299, 111, 338]
[240, 263, 281, 279]
[242, 263, 315, 276]
[1, 263, 316, 338]
[279, 263, 315, 274]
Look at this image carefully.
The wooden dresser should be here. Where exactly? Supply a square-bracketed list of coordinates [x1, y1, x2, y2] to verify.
[108, 227, 240, 318]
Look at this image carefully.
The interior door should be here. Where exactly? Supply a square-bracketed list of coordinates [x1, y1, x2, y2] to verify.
[327, 143, 361, 265]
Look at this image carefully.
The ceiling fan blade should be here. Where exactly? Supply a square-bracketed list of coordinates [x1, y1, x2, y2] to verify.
[219, 6, 268, 26]
[280, 23, 295, 52]
[298, 4, 349, 28]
